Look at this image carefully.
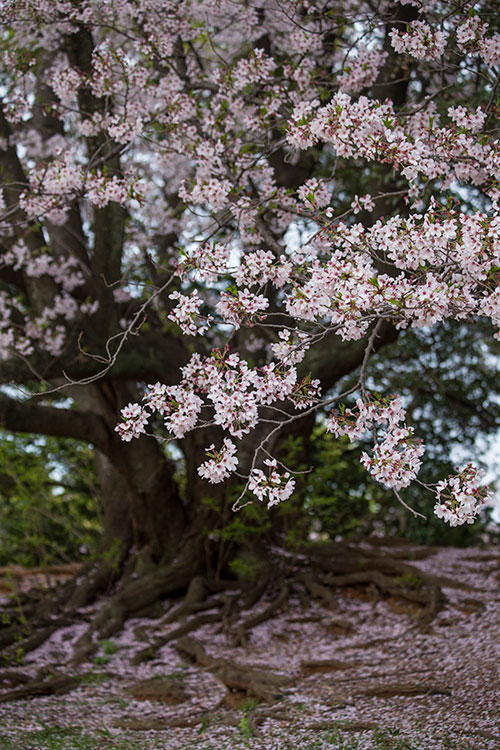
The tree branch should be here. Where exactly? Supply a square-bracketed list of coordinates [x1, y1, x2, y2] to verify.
[0, 392, 110, 450]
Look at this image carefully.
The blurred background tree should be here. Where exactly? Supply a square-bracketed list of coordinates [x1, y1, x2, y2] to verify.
[0, 434, 100, 567]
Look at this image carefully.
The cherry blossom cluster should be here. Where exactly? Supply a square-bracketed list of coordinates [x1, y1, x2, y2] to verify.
[360, 431, 425, 492]
[176, 242, 232, 283]
[115, 402, 150, 442]
[179, 348, 314, 438]
[115, 348, 320, 501]
[198, 439, 239, 484]
[297, 178, 331, 209]
[281, 205, 500, 338]
[17, 152, 139, 219]
[115, 349, 311, 445]
[230, 48, 276, 92]
[326, 395, 407, 440]
[168, 291, 211, 336]
[351, 194, 375, 214]
[456, 15, 500, 67]
[144, 382, 203, 440]
[0, 237, 96, 359]
[286, 91, 500, 191]
[434, 464, 493, 527]
[339, 45, 388, 94]
[215, 289, 269, 328]
[269, 329, 310, 366]
[326, 396, 424, 490]
[234, 249, 292, 289]
[115, 382, 203, 442]
[390, 20, 446, 60]
[86, 173, 136, 209]
[447, 106, 486, 133]
[248, 459, 296, 508]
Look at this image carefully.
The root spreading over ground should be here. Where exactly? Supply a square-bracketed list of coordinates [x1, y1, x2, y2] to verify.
[0, 540, 499, 749]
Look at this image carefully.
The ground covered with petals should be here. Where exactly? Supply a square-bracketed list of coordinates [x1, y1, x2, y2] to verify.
[0, 542, 499, 750]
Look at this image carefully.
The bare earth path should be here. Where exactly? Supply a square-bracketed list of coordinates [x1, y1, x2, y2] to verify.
[0, 541, 499, 750]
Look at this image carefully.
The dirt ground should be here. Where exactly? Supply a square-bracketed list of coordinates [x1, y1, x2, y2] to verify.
[0, 541, 499, 750]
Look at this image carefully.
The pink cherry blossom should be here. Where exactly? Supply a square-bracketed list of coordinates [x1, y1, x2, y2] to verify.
[198, 439, 239, 483]
[248, 458, 296, 508]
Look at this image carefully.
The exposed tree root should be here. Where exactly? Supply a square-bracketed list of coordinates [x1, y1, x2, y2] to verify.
[0, 542, 494, 748]
[306, 720, 379, 732]
[353, 681, 452, 698]
[470, 729, 500, 742]
[70, 630, 99, 667]
[0, 624, 64, 665]
[311, 543, 479, 591]
[131, 611, 223, 665]
[299, 572, 338, 609]
[344, 628, 417, 650]
[0, 611, 80, 656]
[239, 573, 271, 610]
[233, 583, 289, 646]
[131, 576, 292, 661]
[127, 678, 188, 705]
[301, 659, 354, 674]
[320, 569, 443, 612]
[333, 666, 434, 684]
[115, 704, 291, 733]
[159, 576, 208, 623]
[0, 670, 32, 686]
[114, 714, 211, 731]
[175, 635, 292, 701]
[305, 545, 452, 623]
[63, 561, 119, 612]
[61, 547, 205, 666]
[0, 540, 466, 680]
[0, 671, 77, 702]
[0, 559, 120, 667]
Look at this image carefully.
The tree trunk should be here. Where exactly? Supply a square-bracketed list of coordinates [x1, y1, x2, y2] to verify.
[181, 428, 233, 580]
[74, 381, 188, 568]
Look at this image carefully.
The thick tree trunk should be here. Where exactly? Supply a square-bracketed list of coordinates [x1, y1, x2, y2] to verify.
[115, 435, 187, 565]
[74, 381, 188, 567]
[95, 451, 133, 557]
[180, 427, 234, 579]
[63, 382, 189, 611]
[178, 414, 319, 579]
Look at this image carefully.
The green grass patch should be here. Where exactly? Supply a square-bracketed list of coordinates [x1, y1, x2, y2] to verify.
[0, 727, 147, 750]
[74, 670, 113, 686]
[0, 723, 488, 750]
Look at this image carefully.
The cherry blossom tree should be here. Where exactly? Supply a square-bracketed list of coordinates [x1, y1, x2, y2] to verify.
[0, 0, 498, 633]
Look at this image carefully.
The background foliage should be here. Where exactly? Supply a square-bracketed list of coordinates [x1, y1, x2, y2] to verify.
[0, 433, 100, 567]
